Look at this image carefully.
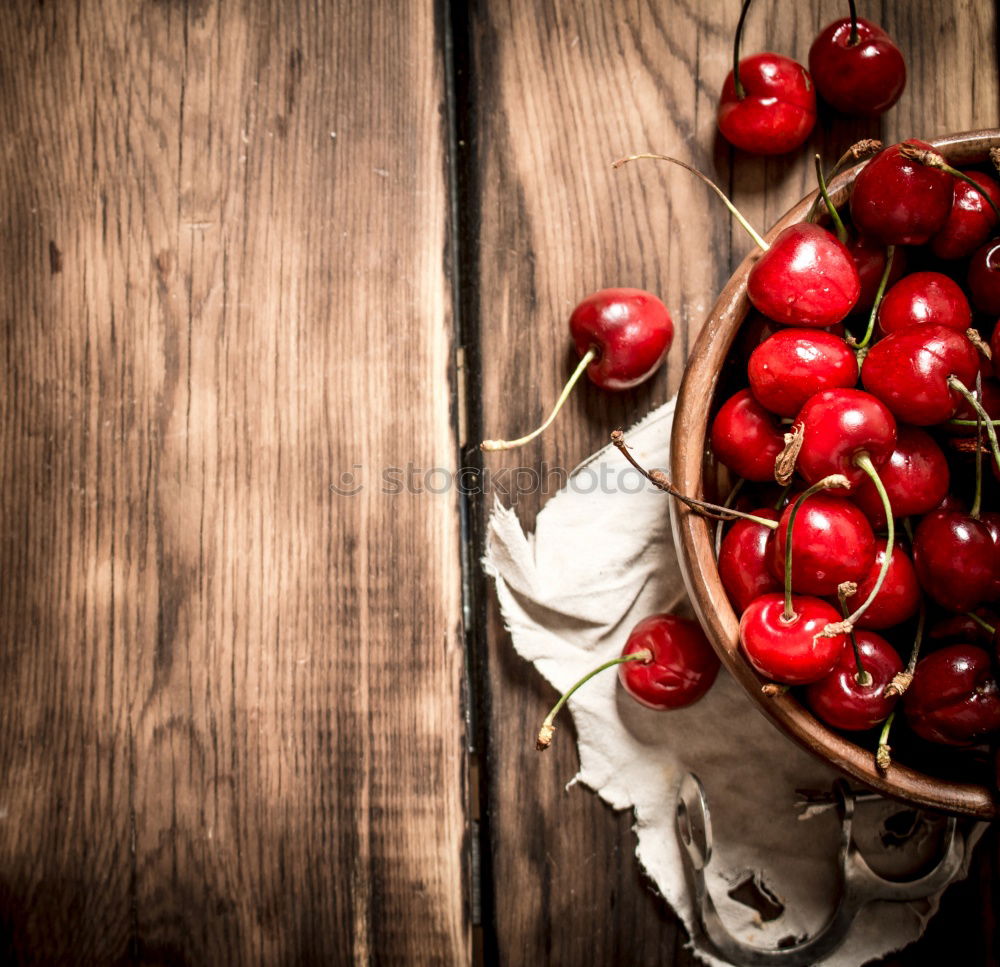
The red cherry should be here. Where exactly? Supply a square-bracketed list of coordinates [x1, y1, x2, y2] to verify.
[717, 53, 816, 155]
[748, 328, 858, 417]
[806, 630, 902, 731]
[849, 140, 954, 246]
[747, 224, 861, 327]
[740, 592, 846, 684]
[912, 510, 995, 612]
[710, 389, 785, 482]
[718, 509, 782, 614]
[808, 17, 906, 117]
[569, 288, 673, 390]
[861, 324, 979, 425]
[930, 610, 999, 646]
[931, 171, 1000, 260]
[618, 614, 720, 710]
[904, 644, 1000, 745]
[795, 388, 896, 493]
[849, 235, 907, 311]
[850, 426, 950, 527]
[980, 512, 1000, 601]
[968, 238, 1000, 315]
[877, 271, 971, 336]
[771, 494, 875, 596]
[483, 288, 672, 451]
[850, 539, 921, 630]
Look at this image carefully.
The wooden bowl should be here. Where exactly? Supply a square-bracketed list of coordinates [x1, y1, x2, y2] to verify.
[670, 130, 1000, 820]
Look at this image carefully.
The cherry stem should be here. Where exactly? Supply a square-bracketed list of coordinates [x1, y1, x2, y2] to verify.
[903, 599, 926, 679]
[612, 154, 770, 252]
[948, 418, 1000, 426]
[853, 246, 895, 350]
[842, 453, 894, 628]
[481, 347, 597, 451]
[948, 377, 1000, 473]
[611, 431, 779, 528]
[536, 649, 652, 750]
[732, 0, 754, 99]
[847, 0, 859, 45]
[973, 372, 984, 519]
[782, 474, 851, 621]
[814, 154, 848, 244]
[966, 611, 997, 635]
[876, 710, 895, 774]
[715, 476, 746, 556]
[838, 584, 872, 686]
[899, 145, 1000, 222]
[806, 141, 883, 223]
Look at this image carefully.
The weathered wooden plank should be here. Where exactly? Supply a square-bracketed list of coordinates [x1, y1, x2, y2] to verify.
[0, 1, 468, 963]
[469, 1, 999, 963]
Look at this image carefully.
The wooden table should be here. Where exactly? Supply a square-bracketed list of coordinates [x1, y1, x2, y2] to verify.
[0, 1, 996, 963]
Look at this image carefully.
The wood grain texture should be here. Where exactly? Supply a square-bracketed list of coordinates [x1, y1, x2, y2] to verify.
[0, 2, 468, 964]
[469, 1, 1000, 963]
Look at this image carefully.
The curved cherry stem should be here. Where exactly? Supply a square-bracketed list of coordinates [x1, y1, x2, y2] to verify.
[611, 431, 779, 528]
[814, 154, 848, 244]
[782, 474, 851, 621]
[840, 453, 894, 629]
[847, 0, 859, 45]
[481, 347, 597, 451]
[966, 611, 996, 635]
[838, 583, 872, 686]
[732, 0, 755, 99]
[536, 649, 652, 750]
[806, 140, 883, 223]
[715, 476, 746, 556]
[853, 246, 895, 351]
[948, 377, 1000, 472]
[612, 154, 769, 252]
[876, 710, 896, 774]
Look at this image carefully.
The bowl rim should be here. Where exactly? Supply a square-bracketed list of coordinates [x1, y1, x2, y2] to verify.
[671, 128, 1000, 820]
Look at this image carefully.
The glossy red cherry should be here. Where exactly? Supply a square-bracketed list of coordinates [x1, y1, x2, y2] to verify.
[719, 509, 781, 614]
[850, 539, 921, 630]
[849, 140, 954, 246]
[808, 17, 906, 117]
[618, 614, 720, 710]
[771, 494, 875, 596]
[877, 272, 971, 336]
[930, 609, 999, 646]
[740, 592, 846, 684]
[569, 288, 674, 390]
[747, 224, 861, 327]
[710, 389, 785, 482]
[931, 171, 1000, 260]
[904, 644, 1000, 745]
[748, 328, 858, 417]
[718, 53, 816, 155]
[849, 235, 907, 311]
[795, 388, 896, 493]
[912, 510, 995, 612]
[806, 630, 903, 731]
[861, 324, 979, 425]
[850, 426, 949, 528]
[483, 288, 673, 451]
[968, 238, 1000, 315]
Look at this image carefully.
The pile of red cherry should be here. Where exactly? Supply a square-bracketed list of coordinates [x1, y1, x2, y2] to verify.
[709, 138, 1000, 780]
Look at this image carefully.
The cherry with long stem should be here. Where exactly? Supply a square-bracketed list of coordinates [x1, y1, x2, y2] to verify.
[612, 430, 778, 529]
[536, 649, 651, 749]
[482, 348, 596, 451]
[901, 144, 1000, 222]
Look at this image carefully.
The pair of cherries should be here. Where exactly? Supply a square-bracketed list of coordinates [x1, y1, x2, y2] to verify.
[719, 0, 906, 155]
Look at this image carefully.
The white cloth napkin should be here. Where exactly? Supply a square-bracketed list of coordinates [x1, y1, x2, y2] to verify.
[483, 398, 984, 967]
